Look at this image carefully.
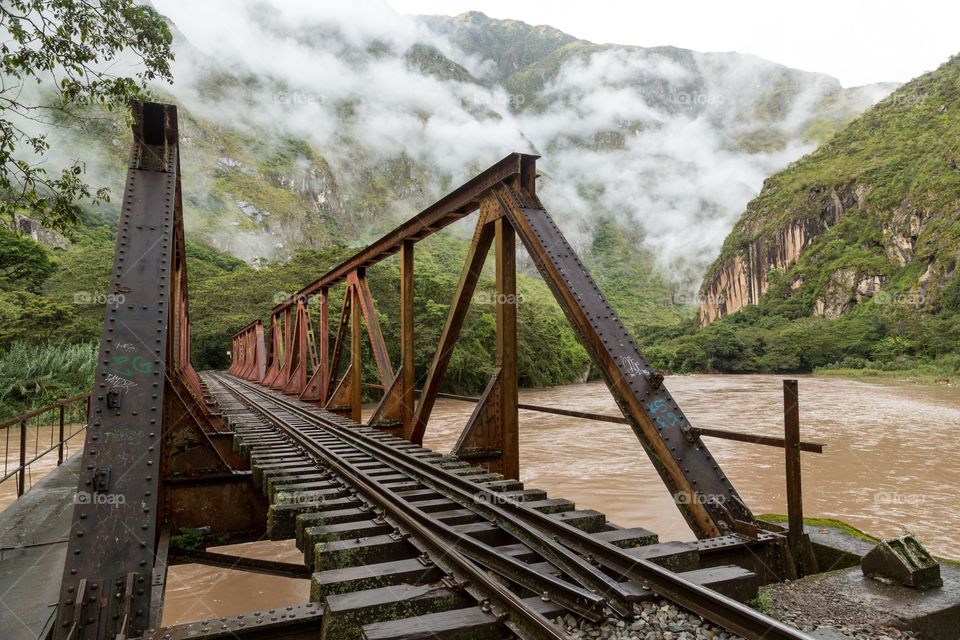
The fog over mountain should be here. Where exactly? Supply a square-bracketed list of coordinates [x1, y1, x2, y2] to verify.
[134, 1, 895, 290]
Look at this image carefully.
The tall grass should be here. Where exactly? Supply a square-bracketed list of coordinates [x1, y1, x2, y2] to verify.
[0, 342, 98, 421]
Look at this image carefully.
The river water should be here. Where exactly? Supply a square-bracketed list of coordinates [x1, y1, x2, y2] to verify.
[24, 374, 952, 625]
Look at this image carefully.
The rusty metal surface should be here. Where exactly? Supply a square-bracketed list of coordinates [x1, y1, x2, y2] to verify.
[54, 102, 181, 640]
[142, 603, 323, 640]
[494, 183, 754, 538]
[223, 151, 764, 540]
[272, 153, 533, 309]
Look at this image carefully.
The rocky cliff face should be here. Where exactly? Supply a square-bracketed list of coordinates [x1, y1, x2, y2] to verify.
[700, 215, 834, 323]
[10, 215, 69, 250]
[699, 53, 960, 325]
[699, 185, 853, 323]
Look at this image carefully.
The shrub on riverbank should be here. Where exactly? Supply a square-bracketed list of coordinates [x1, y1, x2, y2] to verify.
[0, 342, 98, 421]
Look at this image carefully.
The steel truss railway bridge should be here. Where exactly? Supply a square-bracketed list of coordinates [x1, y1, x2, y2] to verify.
[18, 102, 829, 640]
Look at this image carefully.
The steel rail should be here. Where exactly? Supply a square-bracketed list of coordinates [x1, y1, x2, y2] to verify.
[211, 374, 593, 639]
[221, 373, 635, 616]
[222, 374, 815, 640]
[214, 373, 604, 621]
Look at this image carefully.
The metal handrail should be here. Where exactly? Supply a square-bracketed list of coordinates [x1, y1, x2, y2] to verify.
[0, 393, 91, 498]
[0, 393, 91, 429]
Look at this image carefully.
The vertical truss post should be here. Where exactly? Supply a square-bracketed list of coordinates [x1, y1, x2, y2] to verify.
[282, 298, 310, 395]
[261, 313, 282, 386]
[252, 321, 266, 382]
[55, 101, 180, 640]
[268, 308, 285, 389]
[400, 240, 415, 439]
[350, 278, 363, 423]
[448, 199, 518, 477]
[495, 216, 519, 480]
[300, 288, 330, 404]
[319, 288, 329, 398]
[270, 306, 293, 390]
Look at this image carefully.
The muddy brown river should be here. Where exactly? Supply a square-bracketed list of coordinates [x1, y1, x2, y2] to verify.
[12, 374, 952, 625]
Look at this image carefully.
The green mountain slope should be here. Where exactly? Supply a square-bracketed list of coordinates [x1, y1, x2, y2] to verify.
[676, 53, 960, 377]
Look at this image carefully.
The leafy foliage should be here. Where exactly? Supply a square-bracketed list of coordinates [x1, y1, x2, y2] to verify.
[0, 224, 53, 291]
[0, 0, 173, 229]
[0, 341, 97, 419]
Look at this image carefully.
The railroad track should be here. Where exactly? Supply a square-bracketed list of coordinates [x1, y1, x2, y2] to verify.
[200, 372, 812, 640]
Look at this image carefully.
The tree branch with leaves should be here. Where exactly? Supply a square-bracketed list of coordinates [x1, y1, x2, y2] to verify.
[0, 0, 173, 230]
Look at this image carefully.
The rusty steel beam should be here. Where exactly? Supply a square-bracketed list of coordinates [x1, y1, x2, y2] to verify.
[400, 240, 415, 439]
[261, 314, 283, 387]
[495, 215, 518, 479]
[492, 177, 754, 539]
[230, 319, 263, 377]
[53, 102, 273, 640]
[231, 320, 265, 383]
[351, 271, 394, 388]
[54, 102, 184, 640]
[451, 204, 520, 477]
[249, 322, 266, 382]
[326, 286, 352, 399]
[692, 426, 824, 454]
[271, 153, 533, 312]
[350, 282, 363, 422]
[269, 306, 294, 390]
[300, 288, 330, 404]
[169, 549, 310, 579]
[226, 150, 768, 539]
[281, 299, 310, 395]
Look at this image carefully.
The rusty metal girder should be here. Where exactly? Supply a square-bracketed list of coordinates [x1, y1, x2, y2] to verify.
[227, 150, 756, 539]
[234, 320, 266, 382]
[272, 152, 529, 310]
[54, 103, 267, 640]
[281, 299, 310, 395]
[54, 102, 180, 640]
[492, 179, 755, 538]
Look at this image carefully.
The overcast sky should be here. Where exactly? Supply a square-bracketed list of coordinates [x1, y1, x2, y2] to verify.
[387, 0, 957, 86]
